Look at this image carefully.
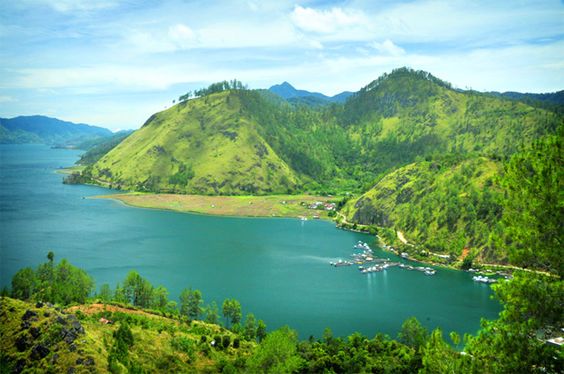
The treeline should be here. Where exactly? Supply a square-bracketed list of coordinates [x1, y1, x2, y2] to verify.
[10, 251, 93, 305]
[5, 254, 562, 372]
[178, 79, 247, 102]
[9, 254, 268, 342]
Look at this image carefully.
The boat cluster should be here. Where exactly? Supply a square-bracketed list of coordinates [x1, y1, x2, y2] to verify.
[472, 275, 497, 284]
[330, 241, 437, 276]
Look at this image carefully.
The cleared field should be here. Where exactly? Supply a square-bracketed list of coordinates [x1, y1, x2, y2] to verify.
[96, 193, 334, 219]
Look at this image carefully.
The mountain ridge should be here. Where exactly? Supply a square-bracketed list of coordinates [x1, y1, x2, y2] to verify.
[0, 115, 112, 146]
[268, 81, 353, 104]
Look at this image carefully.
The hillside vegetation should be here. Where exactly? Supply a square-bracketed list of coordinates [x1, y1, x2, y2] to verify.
[3, 253, 562, 373]
[342, 156, 504, 262]
[87, 91, 298, 195]
[73, 68, 563, 269]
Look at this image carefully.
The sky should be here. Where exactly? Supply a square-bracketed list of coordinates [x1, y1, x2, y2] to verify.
[0, 0, 563, 131]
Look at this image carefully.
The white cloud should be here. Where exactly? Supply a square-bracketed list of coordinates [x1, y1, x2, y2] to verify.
[290, 5, 367, 34]
[25, 0, 120, 13]
[168, 24, 197, 49]
[0, 95, 15, 103]
[369, 40, 405, 56]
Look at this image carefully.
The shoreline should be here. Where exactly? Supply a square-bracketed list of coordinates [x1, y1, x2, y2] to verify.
[82, 186, 548, 277]
[93, 192, 335, 221]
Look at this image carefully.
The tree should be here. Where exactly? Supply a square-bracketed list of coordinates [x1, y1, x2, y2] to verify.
[52, 259, 94, 304]
[11, 267, 37, 300]
[98, 283, 112, 303]
[397, 317, 429, 351]
[179, 288, 203, 320]
[420, 329, 469, 373]
[205, 301, 219, 325]
[165, 300, 178, 315]
[113, 282, 126, 303]
[151, 286, 169, 310]
[244, 313, 257, 341]
[122, 271, 153, 308]
[466, 272, 563, 373]
[12, 255, 94, 305]
[256, 319, 267, 342]
[501, 134, 563, 276]
[222, 299, 242, 328]
[247, 326, 303, 373]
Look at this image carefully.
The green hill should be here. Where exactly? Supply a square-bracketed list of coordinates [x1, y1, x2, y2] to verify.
[341, 157, 505, 262]
[341, 68, 561, 176]
[73, 69, 562, 270]
[87, 90, 299, 195]
[82, 69, 562, 197]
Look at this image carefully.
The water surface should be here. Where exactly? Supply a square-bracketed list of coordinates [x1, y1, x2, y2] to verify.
[0, 144, 500, 338]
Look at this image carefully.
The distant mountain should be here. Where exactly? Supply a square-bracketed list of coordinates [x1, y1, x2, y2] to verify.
[268, 82, 353, 104]
[0, 115, 112, 146]
[485, 90, 564, 114]
[489, 90, 564, 105]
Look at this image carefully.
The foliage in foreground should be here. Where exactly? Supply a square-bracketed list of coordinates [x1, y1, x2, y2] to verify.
[4, 252, 563, 373]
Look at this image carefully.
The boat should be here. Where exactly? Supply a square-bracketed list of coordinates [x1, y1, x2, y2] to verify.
[472, 275, 496, 283]
[424, 269, 436, 276]
[354, 241, 370, 250]
[330, 259, 353, 267]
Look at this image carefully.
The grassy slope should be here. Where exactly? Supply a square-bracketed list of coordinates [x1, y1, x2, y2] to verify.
[1, 297, 254, 373]
[97, 193, 333, 219]
[342, 157, 505, 261]
[90, 91, 299, 195]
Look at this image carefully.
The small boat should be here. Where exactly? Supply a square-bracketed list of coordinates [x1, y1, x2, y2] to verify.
[473, 275, 496, 283]
[354, 241, 370, 250]
[424, 270, 436, 276]
[330, 259, 353, 267]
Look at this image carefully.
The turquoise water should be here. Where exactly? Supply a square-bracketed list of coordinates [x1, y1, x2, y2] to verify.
[0, 144, 500, 339]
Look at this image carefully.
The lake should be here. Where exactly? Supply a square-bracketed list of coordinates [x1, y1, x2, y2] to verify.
[0, 144, 500, 339]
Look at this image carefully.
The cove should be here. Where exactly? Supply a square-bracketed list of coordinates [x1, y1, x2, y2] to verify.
[0, 144, 501, 339]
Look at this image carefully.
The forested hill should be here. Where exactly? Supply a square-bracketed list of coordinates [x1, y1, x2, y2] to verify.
[86, 89, 300, 195]
[76, 68, 562, 268]
[0, 115, 112, 146]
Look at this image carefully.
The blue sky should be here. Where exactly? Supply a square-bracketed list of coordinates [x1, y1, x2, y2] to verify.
[1, 0, 563, 131]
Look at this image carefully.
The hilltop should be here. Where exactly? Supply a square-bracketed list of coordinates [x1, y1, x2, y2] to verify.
[86, 90, 299, 195]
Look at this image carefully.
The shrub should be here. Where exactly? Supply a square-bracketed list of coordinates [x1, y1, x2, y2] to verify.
[222, 335, 231, 349]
